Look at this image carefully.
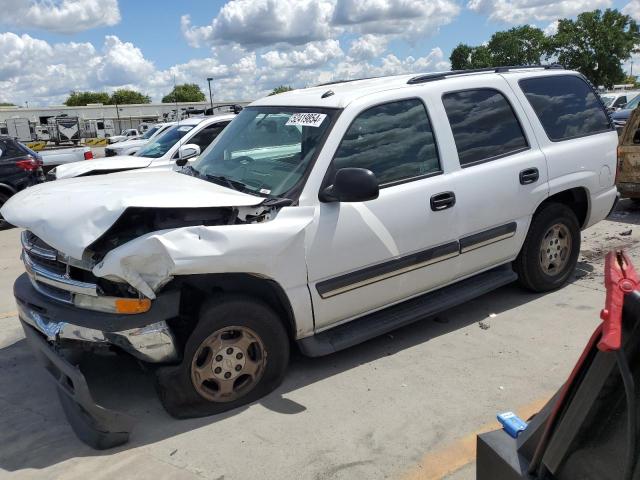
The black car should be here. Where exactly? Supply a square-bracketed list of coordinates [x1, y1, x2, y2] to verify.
[0, 136, 44, 228]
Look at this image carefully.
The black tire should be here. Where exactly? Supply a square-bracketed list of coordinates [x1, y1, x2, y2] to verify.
[514, 203, 581, 292]
[0, 192, 12, 230]
[155, 295, 290, 419]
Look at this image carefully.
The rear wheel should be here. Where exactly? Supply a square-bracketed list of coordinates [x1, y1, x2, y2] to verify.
[514, 203, 581, 292]
[156, 295, 289, 418]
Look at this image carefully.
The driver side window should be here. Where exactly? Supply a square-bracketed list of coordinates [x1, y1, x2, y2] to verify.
[333, 99, 441, 186]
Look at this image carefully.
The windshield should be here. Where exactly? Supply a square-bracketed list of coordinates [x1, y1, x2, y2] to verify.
[140, 126, 160, 139]
[135, 124, 195, 158]
[625, 95, 640, 110]
[191, 107, 336, 197]
[600, 95, 615, 107]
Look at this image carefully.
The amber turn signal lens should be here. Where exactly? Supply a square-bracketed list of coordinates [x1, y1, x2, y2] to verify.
[115, 298, 151, 314]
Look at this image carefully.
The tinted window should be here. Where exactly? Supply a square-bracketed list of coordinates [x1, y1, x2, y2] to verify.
[333, 99, 440, 185]
[614, 96, 627, 108]
[185, 122, 229, 152]
[519, 75, 611, 141]
[0, 139, 24, 159]
[443, 89, 528, 166]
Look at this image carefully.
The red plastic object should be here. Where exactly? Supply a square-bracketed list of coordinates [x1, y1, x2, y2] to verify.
[599, 251, 639, 352]
[84, 150, 93, 160]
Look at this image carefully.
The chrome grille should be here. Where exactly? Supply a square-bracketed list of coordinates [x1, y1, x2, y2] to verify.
[21, 231, 99, 304]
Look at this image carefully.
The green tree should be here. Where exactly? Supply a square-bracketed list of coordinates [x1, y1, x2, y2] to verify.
[109, 88, 150, 105]
[450, 44, 493, 70]
[162, 83, 206, 103]
[450, 26, 547, 70]
[548, 9, 640, 88]
[488, 26, 548, 66]
[64, 91, 110, 106]
[269, 85, 294, 96]
[0, 102, 15, 107]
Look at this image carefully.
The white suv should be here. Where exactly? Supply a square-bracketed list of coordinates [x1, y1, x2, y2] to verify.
[3, 66, 618, 448]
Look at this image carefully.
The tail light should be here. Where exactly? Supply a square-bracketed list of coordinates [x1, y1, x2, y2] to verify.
[15, 156, 42, 171]
[84, 150, 93, 160]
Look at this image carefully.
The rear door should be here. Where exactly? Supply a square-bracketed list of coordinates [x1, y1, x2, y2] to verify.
[432, 75, 549, 277]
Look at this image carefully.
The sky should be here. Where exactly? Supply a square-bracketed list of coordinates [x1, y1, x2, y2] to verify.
[0, 0, 638, 106]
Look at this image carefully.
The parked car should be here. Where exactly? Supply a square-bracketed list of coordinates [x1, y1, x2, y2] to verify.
[2, 66, 618, 448]
[615, 106, 640, 200]
[107, 128, 141, 144]
[0, 136, 44, 228]
[610, 94, 640, 132]
[600, 90, 640, 111]
[104, 122, 175, 157]
[51, 114, 234, 179]
[39, 145, 93, 173]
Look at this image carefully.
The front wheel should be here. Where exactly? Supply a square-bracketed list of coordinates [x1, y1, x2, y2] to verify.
[156, 295, 290, 419]
[514, 203, 581, 292]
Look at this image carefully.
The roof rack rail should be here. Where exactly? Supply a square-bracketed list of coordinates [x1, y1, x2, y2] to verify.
[407, 64, 564, 85]
[316, 76, 380, 87]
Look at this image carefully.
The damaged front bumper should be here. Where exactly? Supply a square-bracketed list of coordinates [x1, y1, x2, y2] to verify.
[14, 273, 182, 448]
[21, 322, 134, 449]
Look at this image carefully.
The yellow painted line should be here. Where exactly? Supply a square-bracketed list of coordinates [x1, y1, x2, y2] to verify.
[0, 310, 18, 319]
[402, 395, 552, 480]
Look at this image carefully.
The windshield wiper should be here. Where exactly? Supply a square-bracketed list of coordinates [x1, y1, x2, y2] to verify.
[204, 174, 252, 193]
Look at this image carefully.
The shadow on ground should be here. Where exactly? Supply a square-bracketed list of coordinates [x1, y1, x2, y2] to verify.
[0, 281, 548, 473]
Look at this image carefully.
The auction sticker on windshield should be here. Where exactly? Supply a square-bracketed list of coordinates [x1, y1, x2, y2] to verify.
[286, 113, 327, 128]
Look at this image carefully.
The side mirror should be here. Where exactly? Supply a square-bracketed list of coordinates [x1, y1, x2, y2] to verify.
[320, 167, 379, 203]
[176, 144, 201, 166]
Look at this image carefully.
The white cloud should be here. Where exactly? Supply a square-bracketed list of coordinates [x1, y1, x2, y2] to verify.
[95, 36, 155, 86]
[623, 0, 640, 20]
[543, 20, 559, 36]
[348, 34, 388, 60]
[333, 0, 460, 38]
[0, 0, 120, 34]
[183, 0, 459, 49]
[182, 0, 335, 48]
[467, 0, 611, 24]
[261, 40, 343, 69]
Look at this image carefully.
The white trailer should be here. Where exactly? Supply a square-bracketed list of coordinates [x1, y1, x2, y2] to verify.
[5, 118, 33, 142]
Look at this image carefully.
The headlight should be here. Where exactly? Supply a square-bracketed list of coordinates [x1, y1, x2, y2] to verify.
[74, 294, 151, 314]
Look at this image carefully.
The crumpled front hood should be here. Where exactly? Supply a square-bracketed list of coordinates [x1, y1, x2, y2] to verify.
[1, 169, 264, 259]
[55, 155, 153, 179]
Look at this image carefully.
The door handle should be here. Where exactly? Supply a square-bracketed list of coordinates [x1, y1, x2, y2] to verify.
[430, 191, 456, 211]
[519, 168, 539, 185]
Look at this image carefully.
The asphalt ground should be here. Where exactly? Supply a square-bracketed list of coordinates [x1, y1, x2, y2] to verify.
[0, 200, 639, 479]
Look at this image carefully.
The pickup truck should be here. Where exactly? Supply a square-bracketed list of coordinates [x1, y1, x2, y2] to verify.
[616, 106, 640, 200]
[2, 66, 618, 448]
[39, 146, 93, 173]
[107, 128, 141, 144]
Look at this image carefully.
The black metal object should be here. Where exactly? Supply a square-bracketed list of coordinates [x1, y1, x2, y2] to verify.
[21, 322, 134, 449]
[477, 290, 640, 479]
[407, 65, 564, 85]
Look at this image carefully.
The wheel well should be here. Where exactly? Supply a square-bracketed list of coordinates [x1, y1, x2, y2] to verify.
[167, 274, 296, 346]
[0, 184, 16, 199]
[536, 188, 589, 228]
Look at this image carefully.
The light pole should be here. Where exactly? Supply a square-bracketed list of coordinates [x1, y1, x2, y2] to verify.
[206, 77, 214, 113]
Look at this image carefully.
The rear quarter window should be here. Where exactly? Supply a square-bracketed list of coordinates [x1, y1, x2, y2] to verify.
[519, 75, 612, 142]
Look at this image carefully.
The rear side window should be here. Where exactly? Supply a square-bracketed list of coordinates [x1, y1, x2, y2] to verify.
[333, 99, 440, 185]
[519, 75, 611, 141]
[0, 139, 24, 159]
[443, 89, 528, 167]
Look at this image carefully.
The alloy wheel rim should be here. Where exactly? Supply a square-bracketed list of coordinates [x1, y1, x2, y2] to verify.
[191, 326, 266, 402]
[539, 223, 572, 276]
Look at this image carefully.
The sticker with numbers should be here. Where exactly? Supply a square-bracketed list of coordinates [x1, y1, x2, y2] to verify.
[285, 113, 327, 128]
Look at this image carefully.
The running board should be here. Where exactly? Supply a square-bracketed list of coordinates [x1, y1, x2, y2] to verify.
[298, 265, 518, 357]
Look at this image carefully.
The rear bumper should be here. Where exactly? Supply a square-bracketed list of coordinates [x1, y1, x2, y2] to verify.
[616, 182, 640, 199]
[21, 321, 134, 449]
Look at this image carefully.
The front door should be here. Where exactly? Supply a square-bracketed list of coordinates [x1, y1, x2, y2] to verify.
[306, 98, 460, 330]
